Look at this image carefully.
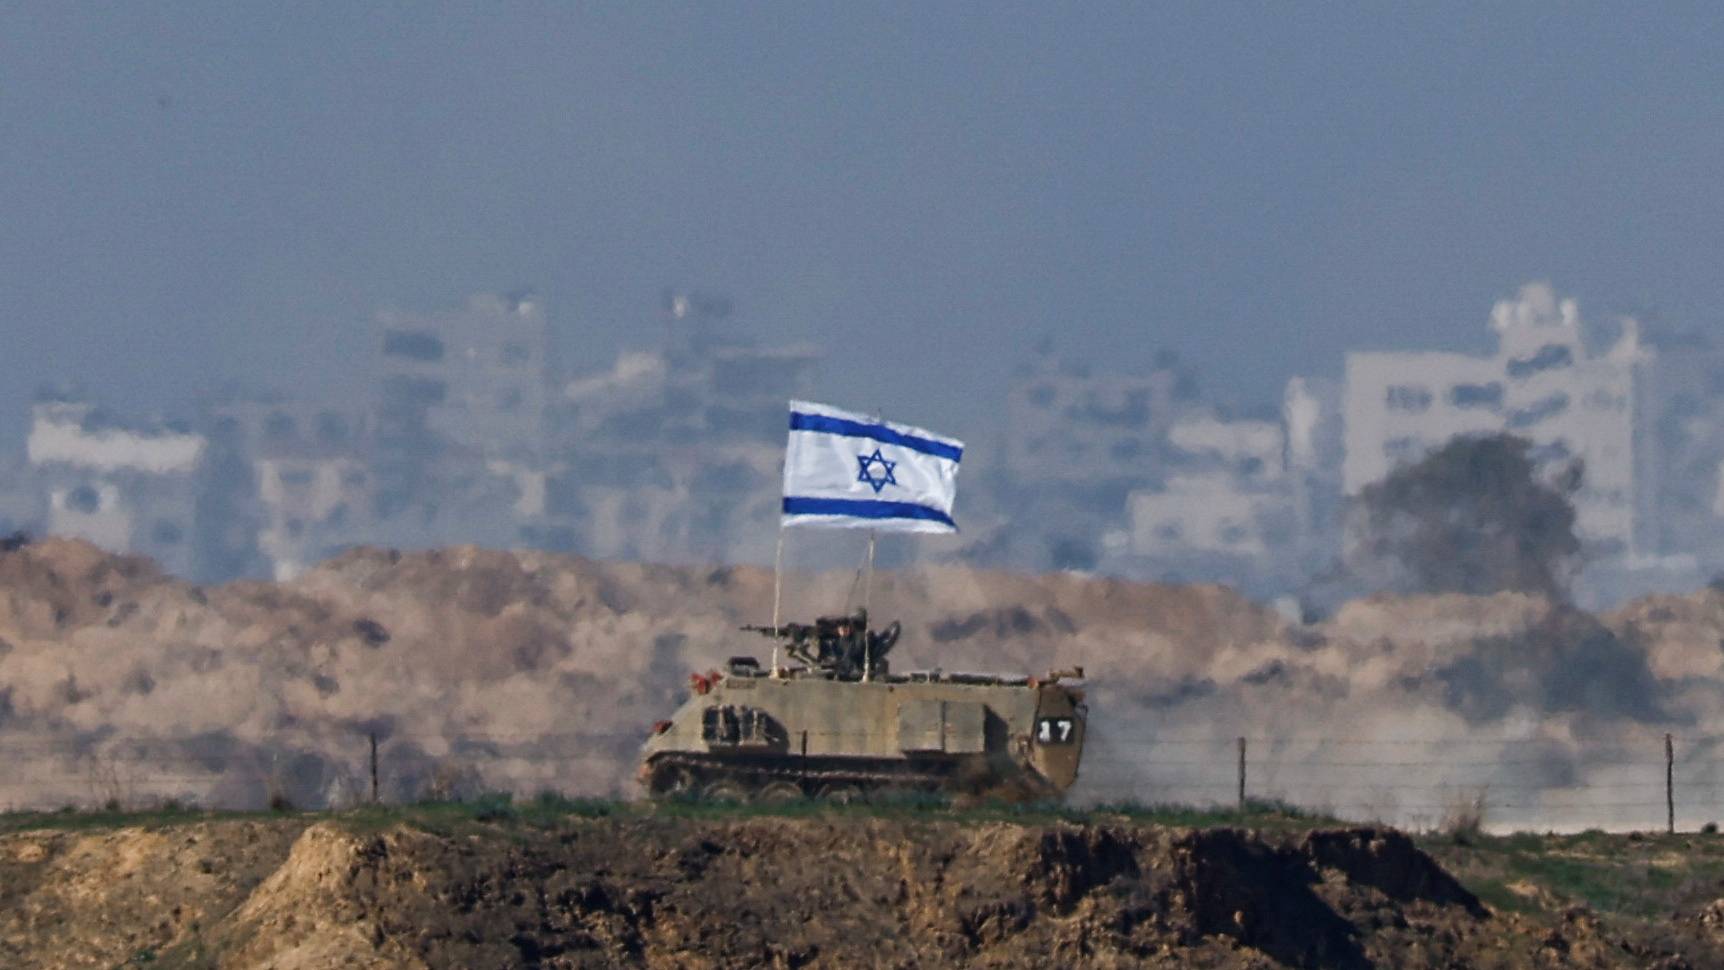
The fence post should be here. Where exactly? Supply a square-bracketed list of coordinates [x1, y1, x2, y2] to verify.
[370, 732, 380, 805]
[1237, 737, 1247, 812]
[1666, 733, 1675, 835]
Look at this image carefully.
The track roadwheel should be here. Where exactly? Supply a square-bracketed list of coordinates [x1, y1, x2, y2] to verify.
[702, 779, 751, 804]
[756, 781, 804, 803]
[649, 764, 697, 799]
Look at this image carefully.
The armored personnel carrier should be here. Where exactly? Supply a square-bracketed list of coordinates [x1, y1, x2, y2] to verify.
[639, 610, 1086, 802]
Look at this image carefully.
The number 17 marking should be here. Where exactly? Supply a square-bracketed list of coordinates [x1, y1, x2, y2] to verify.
[1037, 717, 1074, 744]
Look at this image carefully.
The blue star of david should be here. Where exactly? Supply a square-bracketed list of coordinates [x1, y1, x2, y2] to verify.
[856, 448, 898, 494]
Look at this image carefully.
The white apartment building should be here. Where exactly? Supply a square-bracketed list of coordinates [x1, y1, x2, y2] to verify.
[543, 295, 820, 565]
[376, 292, 552, 464]
[1123, 411, 1290, 559]
[1343, 283, 1651, 555]
[27, 400, 207, 575]
[1004, 351, 1185, 485]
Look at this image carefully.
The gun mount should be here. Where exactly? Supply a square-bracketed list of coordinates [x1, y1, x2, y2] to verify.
[740, 609, 901, 681]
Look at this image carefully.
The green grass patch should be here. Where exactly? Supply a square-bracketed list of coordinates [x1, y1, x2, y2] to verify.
[1496, 851, 1658, 916]
[0, 803, 278, 837]
[0, 793, 1354, 838]
[1419, 827, 1724, 922]
[1081, 798, 1348, 831]
[631, 793, 1345, 833]
[334, 790, 619, 836]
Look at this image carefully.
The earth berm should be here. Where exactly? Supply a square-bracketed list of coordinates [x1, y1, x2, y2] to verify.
[3, 810, 1718, 969]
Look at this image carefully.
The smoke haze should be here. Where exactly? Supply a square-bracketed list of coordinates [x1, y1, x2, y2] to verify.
[2, 537, 1722, 832]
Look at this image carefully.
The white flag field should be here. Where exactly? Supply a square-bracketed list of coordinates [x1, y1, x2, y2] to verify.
[781, 400, 964, 534]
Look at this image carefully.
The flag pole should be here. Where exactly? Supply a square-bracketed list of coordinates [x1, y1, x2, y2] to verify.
[862, 530, 876, 615]
[861, 529, 877, 681]
[862, 402, 884, 682]
[772, 401, 792, 679]
[771, 527, 785, 677]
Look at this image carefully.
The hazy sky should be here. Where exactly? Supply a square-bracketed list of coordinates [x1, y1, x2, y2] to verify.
[4, 3, 1723, 446]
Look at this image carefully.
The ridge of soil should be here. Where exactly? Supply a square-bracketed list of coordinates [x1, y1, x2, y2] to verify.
[2, 809, 1719, 969]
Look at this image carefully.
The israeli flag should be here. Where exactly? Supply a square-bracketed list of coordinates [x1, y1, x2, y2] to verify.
[782, 400, 964, 533]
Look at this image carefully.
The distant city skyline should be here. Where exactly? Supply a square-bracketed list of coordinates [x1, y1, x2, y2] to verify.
[5, 274, 1721, 612]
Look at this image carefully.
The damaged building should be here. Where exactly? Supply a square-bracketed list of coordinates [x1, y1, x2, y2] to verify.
[1093, 379, 1347, 595]
[1109, 409, 1298, 584]
[986, 343, 1339, 593]
[27, 398, 206, 577]
[202, 398, 372, 580]
[991, 346, 1198, 570]
[1343, 283, 1653, 560]
[544, 290, 819, 564]
[25, 279, 1724, 606]
[369, 292, 555, 550]
[1633, 330, 1724, 575]
[189, 289, 825, 571]
[1337, 282, 1724, 600]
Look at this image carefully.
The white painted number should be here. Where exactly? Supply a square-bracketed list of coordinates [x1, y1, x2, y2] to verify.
[1037, 717, 1074, 744]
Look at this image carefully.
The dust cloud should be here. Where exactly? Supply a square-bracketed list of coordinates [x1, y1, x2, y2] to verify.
[0, 537, 1720, 832]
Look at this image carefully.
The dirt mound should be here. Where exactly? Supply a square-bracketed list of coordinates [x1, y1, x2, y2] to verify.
[0, 538, 1283, 811]
[8, 813, 1676, 970]
[0, 819, 302, 968]
[3, 536, 1724, 828]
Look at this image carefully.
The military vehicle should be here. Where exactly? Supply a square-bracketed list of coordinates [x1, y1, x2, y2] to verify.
[639, 610, 1087, 802]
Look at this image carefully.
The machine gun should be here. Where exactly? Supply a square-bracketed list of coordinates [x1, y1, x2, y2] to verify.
[741, 610, 902, 680]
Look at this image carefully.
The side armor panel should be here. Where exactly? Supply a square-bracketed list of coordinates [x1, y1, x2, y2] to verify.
[897, 699, 985, 754]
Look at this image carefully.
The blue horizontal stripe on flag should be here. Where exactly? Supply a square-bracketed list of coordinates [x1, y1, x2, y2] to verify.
[783, 497, 956, 528]
[787, 412, 963, 462]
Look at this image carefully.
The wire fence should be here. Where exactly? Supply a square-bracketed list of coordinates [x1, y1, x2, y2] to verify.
[7, 727, 1724, 832]
[1077, 730, 1724, 831]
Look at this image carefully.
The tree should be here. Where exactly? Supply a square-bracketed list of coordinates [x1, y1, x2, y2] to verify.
[1352, 434, 1581, 598]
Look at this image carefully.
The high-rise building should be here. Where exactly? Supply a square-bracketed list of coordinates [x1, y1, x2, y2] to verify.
[1343, 283, 1650, 556]
[1123, 411, 1290, 557]
[27, 399, 205, 576]
[1635, 331, 1724, 566]
[990, 346, 1202, 571]
[545, 291, 819, 564]
[203, 397, 371, 580]
[1003, 346, 1188, 486]
[372, 292, 551, 520]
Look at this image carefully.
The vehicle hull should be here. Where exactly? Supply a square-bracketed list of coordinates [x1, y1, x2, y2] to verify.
[640, 670, 1086, 802]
